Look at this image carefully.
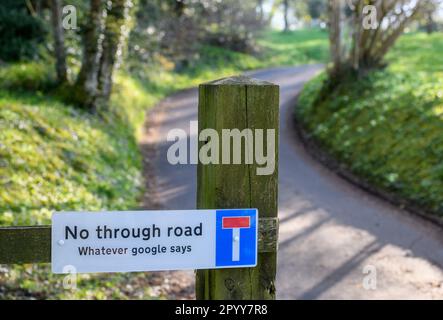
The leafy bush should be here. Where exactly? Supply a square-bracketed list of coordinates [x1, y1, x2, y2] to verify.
[0, 1, 47, 62]
[0, 62, 55, 91]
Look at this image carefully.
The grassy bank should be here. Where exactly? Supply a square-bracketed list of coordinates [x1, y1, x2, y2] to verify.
[297, 32, 443, 217]
[0, 66, 156, 298]
[0, 29, 328, 299]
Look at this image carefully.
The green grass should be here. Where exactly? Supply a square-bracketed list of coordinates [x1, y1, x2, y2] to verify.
[258, 29, 329, 66]
[298, 32, 443, 217]
[0, 66, 155, 299]
[0, 95, 143, 225]
[129, 28, 328, 91]
[0, 28, 328, 299]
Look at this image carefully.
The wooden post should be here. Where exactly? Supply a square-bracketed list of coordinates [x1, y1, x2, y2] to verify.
[196, 76, 279, 300]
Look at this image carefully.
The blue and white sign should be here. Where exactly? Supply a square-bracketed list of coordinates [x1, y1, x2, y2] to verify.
[52, 209, 258, 274]
[216, 209, 257, 268]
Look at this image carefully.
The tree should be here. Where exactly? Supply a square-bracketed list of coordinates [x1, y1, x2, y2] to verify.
[204, 0, 264, 53]
[50, 0, 67, 83]
[283, 0, 290, 31]
[96, 0, 128, 106]
[425, 9, 437, 33]
[74, 0, 104, 109]
[129, 0, 264, 73]
[308, 0, 326, 20]
[326, 0, 437, 84]
[421, 1, 443, 33]
[280, 0, 320, 31]
[74, 0, 132, 111]
[0, 0, 47, 62]
[257, 0, 265, 23]
[328, 0, 342, 79]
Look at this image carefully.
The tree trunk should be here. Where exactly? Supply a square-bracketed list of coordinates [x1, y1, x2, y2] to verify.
[426, 10, 436, 34]
[74, 0, 103, 109]
[328, 0, 342, 78]
[96, 0, 127, 109]
[350, 1, 363, 73]
[50, 0, 67, 84]
[283, 0, 290, 31]
[258, 0, 264, 23]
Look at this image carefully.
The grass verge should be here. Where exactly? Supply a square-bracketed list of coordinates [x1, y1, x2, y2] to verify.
[297, 32, 443, 218]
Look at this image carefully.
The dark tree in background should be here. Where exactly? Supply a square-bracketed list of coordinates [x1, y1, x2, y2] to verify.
[277, 0, 328, 31]
[204, 0, 265, 53]
[129, 0, 265, 72]
[420, 1, 443, 33]
[257, 0, 265, 23]
[160, 0, 203, 70]
[283, 0, 290, 31]
[0, 0, 47, 62]
[308, 0, 326, 20]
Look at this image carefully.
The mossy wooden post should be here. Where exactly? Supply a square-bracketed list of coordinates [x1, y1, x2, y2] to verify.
[196, 76, 279, 300]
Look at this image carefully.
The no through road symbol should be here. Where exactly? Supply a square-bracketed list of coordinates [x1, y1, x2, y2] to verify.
[216, 209, 257, 268]
[222, 216, 251, 261]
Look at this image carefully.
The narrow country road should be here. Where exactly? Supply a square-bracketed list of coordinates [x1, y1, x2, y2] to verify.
[140, 65, 443, 299]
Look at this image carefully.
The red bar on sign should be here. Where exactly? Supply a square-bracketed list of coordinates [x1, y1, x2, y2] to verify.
[222, 217, 250, 229]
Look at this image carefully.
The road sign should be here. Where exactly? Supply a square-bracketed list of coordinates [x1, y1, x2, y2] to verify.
[51, 209, 257, 274]
[217, 210, 256, 267]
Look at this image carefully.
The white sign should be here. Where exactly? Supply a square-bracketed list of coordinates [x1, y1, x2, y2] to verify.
[51, 209, 258, 274]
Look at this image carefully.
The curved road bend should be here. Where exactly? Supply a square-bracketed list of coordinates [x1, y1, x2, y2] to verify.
[141, 65, 443, 299]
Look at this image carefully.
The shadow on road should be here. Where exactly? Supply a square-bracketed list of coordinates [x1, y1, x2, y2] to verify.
[139, 65, 443, 299]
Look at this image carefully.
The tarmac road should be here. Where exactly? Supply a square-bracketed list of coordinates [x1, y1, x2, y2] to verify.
[140, 65, 443, 299]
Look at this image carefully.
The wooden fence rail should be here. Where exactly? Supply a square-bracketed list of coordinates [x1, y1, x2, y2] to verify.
[0, 226, 51, 264]
[0, 219, 277, 265]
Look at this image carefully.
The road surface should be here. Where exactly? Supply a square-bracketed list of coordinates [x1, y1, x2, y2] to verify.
[140, 65, 443, 299]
